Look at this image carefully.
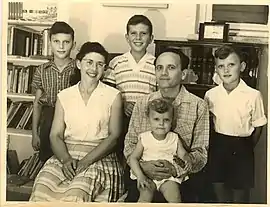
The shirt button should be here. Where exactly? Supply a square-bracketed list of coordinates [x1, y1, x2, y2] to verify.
[232, 152, 236, 155]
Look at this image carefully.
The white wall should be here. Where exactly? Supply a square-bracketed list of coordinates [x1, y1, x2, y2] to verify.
[65, 2, 197, 55]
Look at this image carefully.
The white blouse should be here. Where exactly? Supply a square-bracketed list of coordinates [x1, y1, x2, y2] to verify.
[57, 81, 120, 145]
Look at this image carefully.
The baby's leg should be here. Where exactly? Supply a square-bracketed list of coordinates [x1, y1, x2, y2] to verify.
[159, 180, 181, 203]
[138, 179, 157, 203]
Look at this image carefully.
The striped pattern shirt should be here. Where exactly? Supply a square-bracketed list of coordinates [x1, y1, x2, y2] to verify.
[31, 60, 76, 107]
[103, 52, 157, 102]
[124, 86, 209, 177]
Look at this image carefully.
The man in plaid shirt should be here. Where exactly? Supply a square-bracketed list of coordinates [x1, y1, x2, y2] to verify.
[123, 48, 209, 202]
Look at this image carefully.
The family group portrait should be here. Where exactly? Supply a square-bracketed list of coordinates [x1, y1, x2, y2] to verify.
[3, 0, 269, 205]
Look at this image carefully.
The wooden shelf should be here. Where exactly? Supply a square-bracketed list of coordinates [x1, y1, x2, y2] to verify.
[7, 56, 49, 66]
[7, 128, 32, 138]
[8, 19, 53, 27]
[7, 93, 35, 102]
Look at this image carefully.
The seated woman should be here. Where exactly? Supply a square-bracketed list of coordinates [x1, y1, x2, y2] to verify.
[29, 42, 124, 202]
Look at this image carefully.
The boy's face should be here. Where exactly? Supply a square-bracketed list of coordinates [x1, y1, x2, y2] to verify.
[125, 23, 153, 54]
[50, 33, 74, 59]
[77, 52, 106, 82]
[149, 110, 172, 137]
[215, 53, 246, 85]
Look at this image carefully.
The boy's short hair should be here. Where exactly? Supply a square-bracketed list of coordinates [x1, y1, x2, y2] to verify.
[146, 98, 174, 116]
[50, 21, 74, 40]
[154, 48, 190, 70]
[126, 15, 153, 35]
[214, 45, 245, 63]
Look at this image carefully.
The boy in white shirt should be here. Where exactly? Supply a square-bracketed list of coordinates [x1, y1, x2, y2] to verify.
[204, 45, 267, 203]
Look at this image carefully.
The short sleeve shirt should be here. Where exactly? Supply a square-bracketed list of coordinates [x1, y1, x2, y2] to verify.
[204, 79, 267, 136]
[102, 52, 157, 102]
[31, 60, 76, 106]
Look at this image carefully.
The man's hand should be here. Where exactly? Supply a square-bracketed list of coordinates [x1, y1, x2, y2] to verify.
[137, 174, 153, 189]
[62, 157, 78, 180]
[182, 153, 192, 173]
[124, 102, 135, 117]
[140, 160, 176, 181]
[76, 157, 91, 174]
[32, 134, 40, 151]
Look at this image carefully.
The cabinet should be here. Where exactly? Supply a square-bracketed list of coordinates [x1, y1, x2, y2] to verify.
[154, 39, 265, 98]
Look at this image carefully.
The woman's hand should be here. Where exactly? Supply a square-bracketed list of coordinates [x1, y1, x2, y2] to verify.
[62, 157, 78, 180]
[140, 160, 176, 181]
[76, 158, 91, 174]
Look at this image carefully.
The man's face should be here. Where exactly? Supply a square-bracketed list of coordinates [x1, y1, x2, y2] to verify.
[215, 52, 245, 86]
[125, 23, 153, 53]
[50, 33, 74, 59]
[155, 52, 183, 89]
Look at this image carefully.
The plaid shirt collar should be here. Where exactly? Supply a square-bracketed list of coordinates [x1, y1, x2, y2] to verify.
[43, 59, 76, 73]
[150, 85, 193, 106]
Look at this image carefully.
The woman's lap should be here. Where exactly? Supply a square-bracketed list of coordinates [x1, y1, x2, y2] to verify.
[30, 153, 124, 202]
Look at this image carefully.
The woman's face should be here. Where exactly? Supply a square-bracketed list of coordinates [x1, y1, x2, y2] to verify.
[77, 52, 106, 81]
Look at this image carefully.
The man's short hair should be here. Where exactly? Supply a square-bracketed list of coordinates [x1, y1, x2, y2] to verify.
[154, 48, 190, 70]
[126, 15, 153, 35]
[49, 21, 74, 40]
[214, 45, 245, 63]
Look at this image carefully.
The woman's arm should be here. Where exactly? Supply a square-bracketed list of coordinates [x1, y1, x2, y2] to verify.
[76, 93, 123, 173]
[50, 97, 77, 180]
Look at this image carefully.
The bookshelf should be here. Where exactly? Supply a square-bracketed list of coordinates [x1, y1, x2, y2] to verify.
[7, 128, 32, 138]
[7, 56, 49, 67]
[7, 93, 35, 102]
[8, 19, 53, 27]
[6, 1, 59, 200]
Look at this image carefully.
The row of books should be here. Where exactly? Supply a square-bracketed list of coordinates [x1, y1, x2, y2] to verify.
[7, 63, 36, 94]
[7, 25, 52, 57]
[8, 1, 23, 20]
[17, 153, 44, 180]
[8, 1, 57, 22]
[7, 153, 44, 188]
[7, 101, 33, 130]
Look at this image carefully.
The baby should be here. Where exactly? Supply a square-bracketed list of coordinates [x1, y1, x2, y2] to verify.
[129, 98, 187, 203]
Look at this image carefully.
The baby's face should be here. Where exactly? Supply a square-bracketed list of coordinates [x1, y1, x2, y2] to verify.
[149, 110, 172, 136]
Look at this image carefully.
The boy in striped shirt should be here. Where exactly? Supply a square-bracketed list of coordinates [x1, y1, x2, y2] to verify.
[103, 15, 157, 118]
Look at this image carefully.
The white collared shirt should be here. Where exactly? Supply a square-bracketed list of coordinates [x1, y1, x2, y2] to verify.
[205, 79, 267, 137]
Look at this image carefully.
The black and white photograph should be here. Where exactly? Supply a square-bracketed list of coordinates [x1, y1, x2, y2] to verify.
[1, 0, 269, 205]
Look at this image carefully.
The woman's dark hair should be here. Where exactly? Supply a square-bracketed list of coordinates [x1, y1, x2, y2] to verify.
[70, 42, 109, 85]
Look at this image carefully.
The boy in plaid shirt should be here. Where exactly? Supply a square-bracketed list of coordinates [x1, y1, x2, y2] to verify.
[31, 21, 76, 162]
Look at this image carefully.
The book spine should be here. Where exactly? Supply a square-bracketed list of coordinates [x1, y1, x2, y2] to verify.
[25, 37, 30, 57]
[8, 26, 14, 55]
